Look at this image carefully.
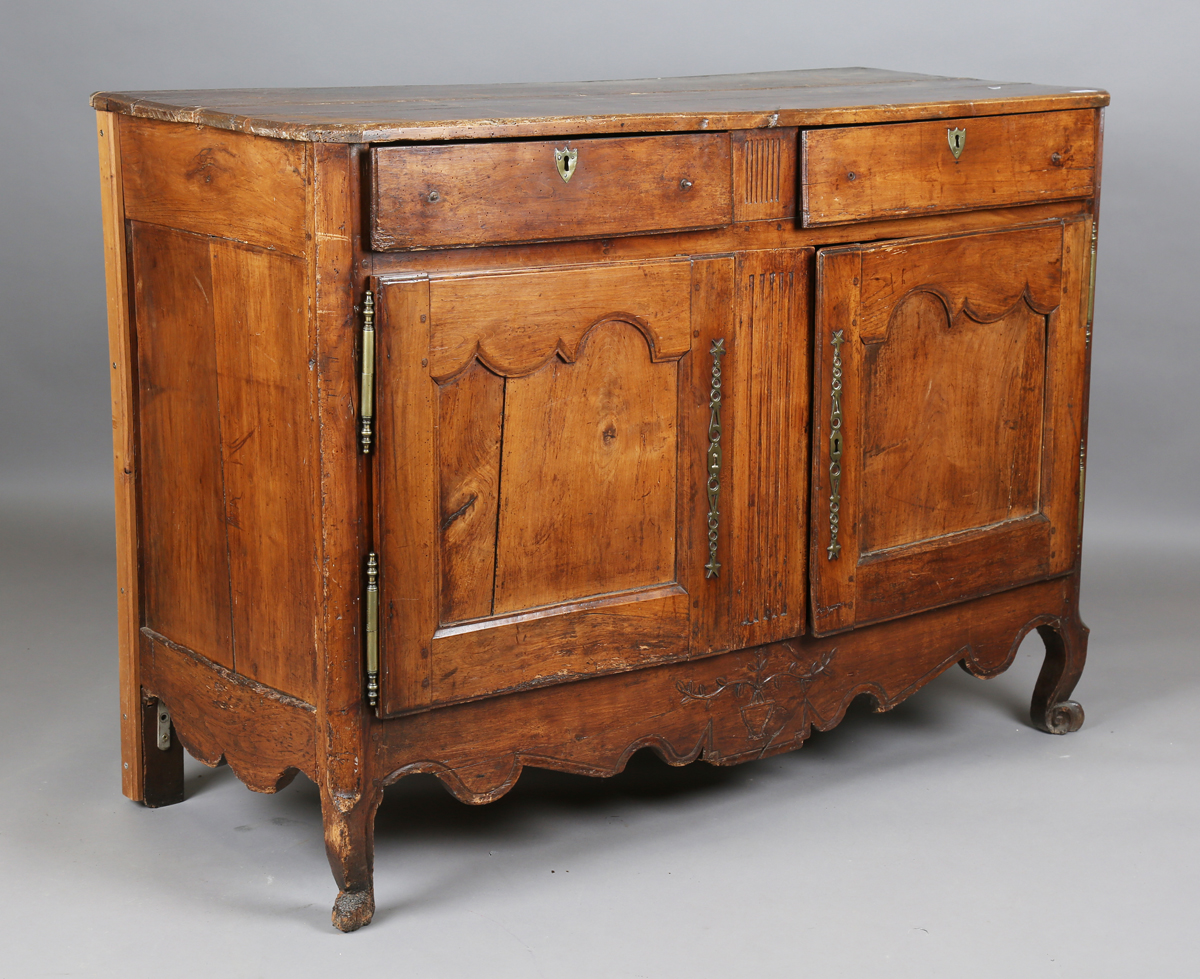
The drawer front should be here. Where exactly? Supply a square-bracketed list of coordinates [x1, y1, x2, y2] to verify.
[370, 133, 732, 250]
[801, 110, 1096, 227]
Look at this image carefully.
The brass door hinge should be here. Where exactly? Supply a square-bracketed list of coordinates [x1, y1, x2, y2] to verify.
[1085, 221, 1098, 346]
[365, 552, 379, 707]
[360, 290, 376, 453]
[1078, 440, 1087, 530]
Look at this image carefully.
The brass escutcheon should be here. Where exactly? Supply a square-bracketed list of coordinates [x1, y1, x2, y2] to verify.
[554, 146, 578, 183]
[947, 127, 966, 160]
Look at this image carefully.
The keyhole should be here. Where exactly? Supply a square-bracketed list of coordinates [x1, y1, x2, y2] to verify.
[953, 134, 961, 152]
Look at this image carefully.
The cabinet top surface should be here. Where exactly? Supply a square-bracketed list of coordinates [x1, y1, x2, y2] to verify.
[91, 67, 1108, 143]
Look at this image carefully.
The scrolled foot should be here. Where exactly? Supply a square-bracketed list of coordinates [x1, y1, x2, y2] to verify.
[332, 888, 375, 932]
[1030, 611, 1088, 736]
[1036, 699, 1085, 735]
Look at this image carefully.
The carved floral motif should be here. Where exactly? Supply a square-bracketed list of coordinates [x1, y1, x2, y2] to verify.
[677, 646, 836, 741]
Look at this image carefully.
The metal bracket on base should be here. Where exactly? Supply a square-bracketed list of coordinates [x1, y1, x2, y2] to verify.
[155, 702, 172, 751]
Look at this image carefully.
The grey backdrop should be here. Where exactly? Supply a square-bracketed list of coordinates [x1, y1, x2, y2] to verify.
[2, 0, 1198, 538]
[2, 1, 1198, 976]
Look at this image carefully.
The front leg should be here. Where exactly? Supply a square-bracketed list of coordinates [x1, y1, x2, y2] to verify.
[1031, 609, 1089, 735]
[321, 785, 384, 932]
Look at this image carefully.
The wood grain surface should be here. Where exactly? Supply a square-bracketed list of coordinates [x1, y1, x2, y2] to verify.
[802, 110, 1097, 226]
[373, 575, 1083, 801]
[810, 223, 1080, 634]
[728, 248, 811, 646]
[97, 111, 144, 800]
[92, 69, 1108, 143]
[371, 134, 732, 250]
[426, 261, 692, 379]
[131, 223, 235, 669]
[119, 117, 307, 254]
[93, 74, 1102, 931]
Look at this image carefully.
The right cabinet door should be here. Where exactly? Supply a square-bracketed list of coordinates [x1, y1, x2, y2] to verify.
[810, 221, 1091, 635]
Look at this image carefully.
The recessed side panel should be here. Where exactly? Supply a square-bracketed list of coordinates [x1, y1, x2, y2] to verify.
[209, 241, 320, 702]
[131, 222, 235, 669]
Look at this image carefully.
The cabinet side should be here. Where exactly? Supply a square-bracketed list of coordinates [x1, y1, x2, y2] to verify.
[120, 116, 321, 705]
[97, 111, 143, 800]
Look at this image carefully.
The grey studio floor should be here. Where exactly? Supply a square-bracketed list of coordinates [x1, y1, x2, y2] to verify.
[1, 493, 1197, 978]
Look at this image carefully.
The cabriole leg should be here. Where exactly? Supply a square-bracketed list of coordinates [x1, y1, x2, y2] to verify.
[321, 785, 383, 932]
[1031, 611, 1089, 735]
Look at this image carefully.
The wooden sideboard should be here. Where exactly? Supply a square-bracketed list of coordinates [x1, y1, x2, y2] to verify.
[93, 68, 1107, 931]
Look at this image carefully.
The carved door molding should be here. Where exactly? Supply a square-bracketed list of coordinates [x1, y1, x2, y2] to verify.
[810, 222, 1090, 635]
[373, 257, 735, 714]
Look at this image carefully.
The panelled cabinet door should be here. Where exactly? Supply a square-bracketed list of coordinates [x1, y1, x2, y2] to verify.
[810, 222, 1090, 635]
[374, 258, 737, 715]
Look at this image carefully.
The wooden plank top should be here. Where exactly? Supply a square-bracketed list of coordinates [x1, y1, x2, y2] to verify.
[91, 68, 1108, 143]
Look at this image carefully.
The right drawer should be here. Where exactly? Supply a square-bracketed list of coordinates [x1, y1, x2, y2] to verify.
[801, 110, 1097, 227]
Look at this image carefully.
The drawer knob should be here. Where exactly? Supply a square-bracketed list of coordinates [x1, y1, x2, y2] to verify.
[554, 146, 578, 183]
[680, 178, 693, 191]
[947, 127, 966, 160]
[426, 189, 440, 203]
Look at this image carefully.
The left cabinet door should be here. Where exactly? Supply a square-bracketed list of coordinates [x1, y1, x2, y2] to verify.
[373, 257, 734, 715]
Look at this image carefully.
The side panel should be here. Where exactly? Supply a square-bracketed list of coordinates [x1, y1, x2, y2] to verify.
[209, 242, 320, 702]
[97, 111, 143, 799]
[122, 114, 322, 704]
[131, 223, 235, 668]
[120, 117, 308, 256]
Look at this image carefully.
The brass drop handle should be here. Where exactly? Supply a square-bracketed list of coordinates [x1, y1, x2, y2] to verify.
[827, 330, 844, 560]
[705, 338, 725, 578]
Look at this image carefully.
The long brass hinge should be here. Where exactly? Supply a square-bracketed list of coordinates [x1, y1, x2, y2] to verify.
[365, 552, 379, 708]
[1085, 220, 1098, 347]
[1078, 440, 1087, 530]
[359, 290, 376, 453]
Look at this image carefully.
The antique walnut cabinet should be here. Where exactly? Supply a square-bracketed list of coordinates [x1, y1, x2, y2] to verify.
[93, 69, 1107, 931]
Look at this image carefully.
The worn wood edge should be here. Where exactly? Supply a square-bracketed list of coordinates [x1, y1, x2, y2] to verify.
[370, 577, 1074, 803]
[367, 200, 1089, 276]
[142, 629, 318, 792]
[1077, 108, 1104, 561]
[90, 90, 1109, 144]
[309, 142, 372, 812]
[97, 111, 144, 801]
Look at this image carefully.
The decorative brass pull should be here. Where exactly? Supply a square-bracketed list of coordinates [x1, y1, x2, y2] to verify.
[554, 146, 578, 183]
[705, 338, 726, 578]
[827, 330, 844, 560]
[359, 290, 375, 454]
[365, 552, 379, 708]
[947, 127, 966, 160]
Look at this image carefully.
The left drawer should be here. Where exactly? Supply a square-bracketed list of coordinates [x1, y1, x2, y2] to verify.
[369, 133, 732, 251]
